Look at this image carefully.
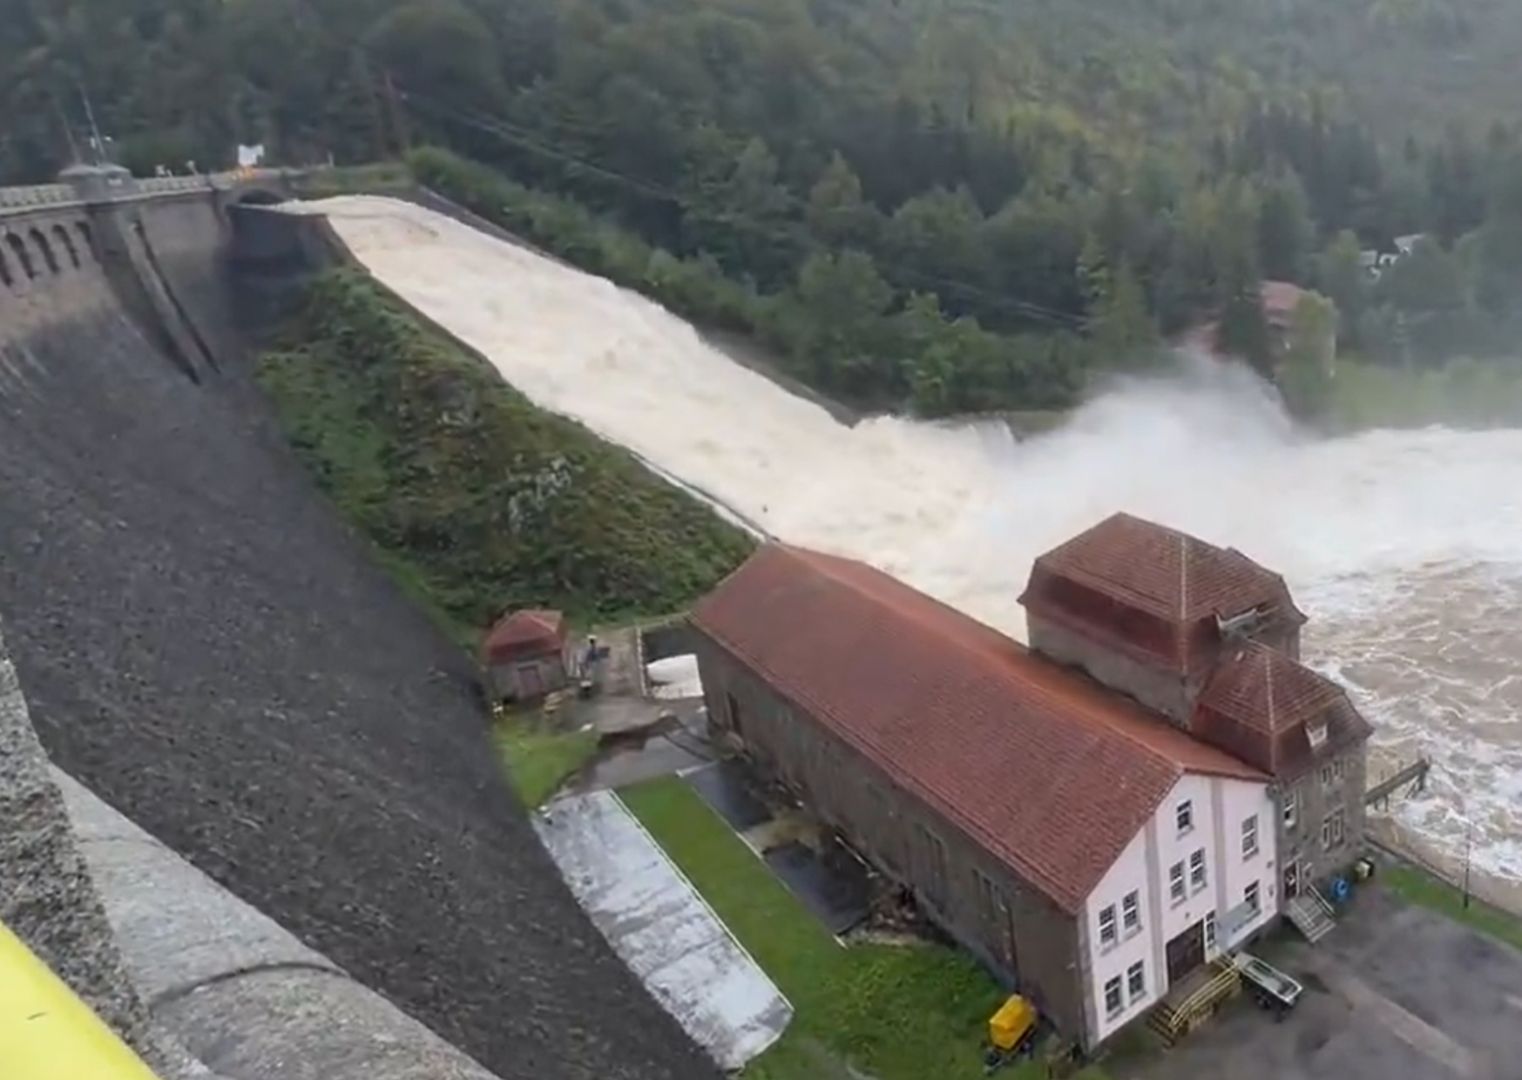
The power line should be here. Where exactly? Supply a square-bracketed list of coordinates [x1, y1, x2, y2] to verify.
[396, 84, 1093, 331]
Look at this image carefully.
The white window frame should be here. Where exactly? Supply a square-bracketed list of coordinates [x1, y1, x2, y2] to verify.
[1245, 880, 1261, 915]
[1176, 799, 1194, 835]
[1242, 814, 1259, 859]
[1203, 911, 1218, 954]
[1169, 861, 1186, 904]
[1104, 975, 1123, 1018]
[1320, 763, 1334, 786]
[1098, 904, 1117, 949]
[1333, 757, 1345, 781]
[1189, 848, 1207, 893]
[1283, 789, 1298, 829]
[1122, 890, 1140, 935]
[1127, 960, 1146, 1003]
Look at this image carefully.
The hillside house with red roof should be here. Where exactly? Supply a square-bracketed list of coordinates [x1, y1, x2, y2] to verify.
[482, 609, 570, 703]
[689, 514, 1370, 1049]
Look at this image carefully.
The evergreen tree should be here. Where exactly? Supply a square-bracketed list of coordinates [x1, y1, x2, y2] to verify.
[1258, 173, 1314, 282]
[806, 152, 879, 249]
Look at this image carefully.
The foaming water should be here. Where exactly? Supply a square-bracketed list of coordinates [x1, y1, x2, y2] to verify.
[302, 196, 1522, 881]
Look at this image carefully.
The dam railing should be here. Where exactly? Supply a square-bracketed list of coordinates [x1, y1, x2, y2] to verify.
[0, 184, 80, 212]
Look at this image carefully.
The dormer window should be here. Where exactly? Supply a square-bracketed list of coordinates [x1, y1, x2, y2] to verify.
[1307, 722, 1328, 751]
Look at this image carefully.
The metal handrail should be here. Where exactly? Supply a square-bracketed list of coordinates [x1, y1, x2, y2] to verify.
[0, 921, 159, 1079]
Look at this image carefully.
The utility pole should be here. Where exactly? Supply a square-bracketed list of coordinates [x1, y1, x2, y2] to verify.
[1463, 816, 1473, 910]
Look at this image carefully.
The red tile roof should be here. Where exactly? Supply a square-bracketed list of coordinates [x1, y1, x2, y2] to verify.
[1021, 513, 1304, 673]
[1260, 280, 1308, 322]
[1193, 641, 1372, 778]
[482, 609, 566, 665]
[691, 543, 1265, 914]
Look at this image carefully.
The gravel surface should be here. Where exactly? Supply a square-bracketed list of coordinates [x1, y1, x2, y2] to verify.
[0, 296, 718, 1080]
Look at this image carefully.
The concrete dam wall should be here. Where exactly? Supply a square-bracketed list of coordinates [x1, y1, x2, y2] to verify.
[0, 180, 715, 1079]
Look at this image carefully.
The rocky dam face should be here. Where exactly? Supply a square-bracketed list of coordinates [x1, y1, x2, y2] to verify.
[309, 194, 1522, 905]
[0, 190, 715, 1079]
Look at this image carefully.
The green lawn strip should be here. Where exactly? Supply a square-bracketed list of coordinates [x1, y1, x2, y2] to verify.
[1382, 864, 1522, 952]
[620, 778, 1019, 1080]
[493, 718, 599, 808]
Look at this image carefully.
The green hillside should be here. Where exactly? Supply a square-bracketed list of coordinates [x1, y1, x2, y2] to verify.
[258, 270, 753, 641]
[10, 0, 1522, 415]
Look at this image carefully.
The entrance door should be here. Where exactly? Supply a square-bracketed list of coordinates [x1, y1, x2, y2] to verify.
[1284, 860, 1300, 901]
[1166, 921, 1206, 984]
[517, 663, 544, 699]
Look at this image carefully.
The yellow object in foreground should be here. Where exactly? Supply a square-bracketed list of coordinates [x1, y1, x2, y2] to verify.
[0, 922, 159, 1080]
[988, 993, 1037, 1052]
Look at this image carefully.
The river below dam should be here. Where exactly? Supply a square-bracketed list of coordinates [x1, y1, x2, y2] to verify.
[299, 195, 1522, 899]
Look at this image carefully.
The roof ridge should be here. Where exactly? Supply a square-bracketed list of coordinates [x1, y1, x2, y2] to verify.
[756, 546, 1261, 781]
[1264, 645, 1276, 727]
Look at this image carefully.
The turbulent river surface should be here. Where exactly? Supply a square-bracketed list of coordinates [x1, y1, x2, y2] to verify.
[302, 195, 1522, 888]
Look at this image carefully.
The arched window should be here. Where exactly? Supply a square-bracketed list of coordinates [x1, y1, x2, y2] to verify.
[5, 233, 34, 280]
[29, 228, 59, 275]
[52, 223, 80, 269]
[77, 221, 96, 260]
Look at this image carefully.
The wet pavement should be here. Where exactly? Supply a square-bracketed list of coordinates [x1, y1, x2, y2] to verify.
[685, 761, 872, 936]
[534, 791, 792, 1069]
[764, 841, 872, 935]
[560, 696, 715, 793]
[689, 759, 772, 831]
[1119, 881, 1522, 1080]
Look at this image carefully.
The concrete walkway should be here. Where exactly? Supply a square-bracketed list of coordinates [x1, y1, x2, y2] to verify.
[533, 792, 792, 1070]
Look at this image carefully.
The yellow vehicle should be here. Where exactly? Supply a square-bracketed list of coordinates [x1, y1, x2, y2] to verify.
[983, 993, 1038, 1073]
[0, 922, 160, 1080]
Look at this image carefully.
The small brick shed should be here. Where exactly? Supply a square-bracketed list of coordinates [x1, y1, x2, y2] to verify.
[482, 610, 569, 703]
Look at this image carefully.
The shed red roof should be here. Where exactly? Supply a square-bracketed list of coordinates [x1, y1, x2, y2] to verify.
[483, 609, 567, 665]
[691, 543, 1264, 914]
[1021, 513, 1304, 673]
[1193, 641, 1372, 779]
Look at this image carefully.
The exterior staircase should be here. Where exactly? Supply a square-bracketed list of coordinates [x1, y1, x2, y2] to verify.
[1147, 959, 1241, 1046]
[1286, 890, 1336, 943]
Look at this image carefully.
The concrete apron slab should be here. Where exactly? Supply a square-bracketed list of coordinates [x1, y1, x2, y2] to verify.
[533, 791, 792, 1070]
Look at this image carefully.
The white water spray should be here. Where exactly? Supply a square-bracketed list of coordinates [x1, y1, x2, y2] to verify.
[300, 195, 1522, 885]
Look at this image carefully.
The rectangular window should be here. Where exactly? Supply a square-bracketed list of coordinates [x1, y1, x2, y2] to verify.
[1122, 890, 1140, 934]
[1169, 861, 1186, 903]
[1098, 904, 1117, 948]
[1321, 809, 1346, 851]
[973, 868, 1003, 923]
[1245, 881, 1261, 915]
[1283, 789, 1298, 829]
[1242, 814, 1259, 859]
[1333, 757, 1345, 781]
[1127, 961, 1146, 1003]
[1204, 911, 1218, 953]
[1104, 976, 1123, 1018]
[1190, 848, 1207, 892]
[1320, 764, 1334, 786]
[1176, 799, 1194, 834]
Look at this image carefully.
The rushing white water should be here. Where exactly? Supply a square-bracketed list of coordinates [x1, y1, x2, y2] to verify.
[300, 195, 1522, 883]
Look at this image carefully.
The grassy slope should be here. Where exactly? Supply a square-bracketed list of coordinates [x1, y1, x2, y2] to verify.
[620, 778, 1033, 1080]
[257, 270, 754, 645]
[494, 716, 599, 808]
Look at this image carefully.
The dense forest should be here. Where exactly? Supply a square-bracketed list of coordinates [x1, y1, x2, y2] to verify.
[7, 0, 1522, 414]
